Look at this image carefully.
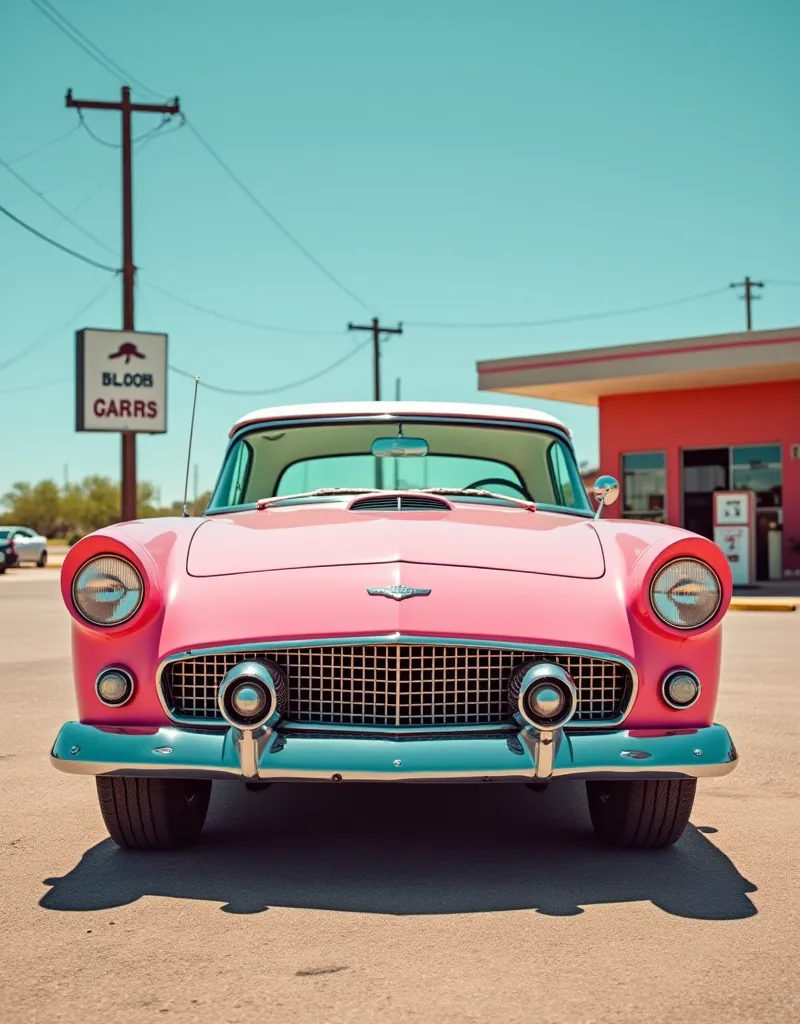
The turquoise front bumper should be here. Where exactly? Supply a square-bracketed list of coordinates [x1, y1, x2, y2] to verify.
[51, 721, 738, 782]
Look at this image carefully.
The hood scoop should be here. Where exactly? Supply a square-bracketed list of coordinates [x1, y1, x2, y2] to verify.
[349, 494, 453, 512]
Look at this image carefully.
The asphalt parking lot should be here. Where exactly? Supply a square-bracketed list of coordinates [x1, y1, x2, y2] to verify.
[1, 572, 798, 1024]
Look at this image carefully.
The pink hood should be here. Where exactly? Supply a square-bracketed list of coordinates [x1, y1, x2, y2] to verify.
[186, 506, 606, 579]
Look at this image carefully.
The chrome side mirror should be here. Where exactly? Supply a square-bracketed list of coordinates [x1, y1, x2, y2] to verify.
[593, 475, 619, 518]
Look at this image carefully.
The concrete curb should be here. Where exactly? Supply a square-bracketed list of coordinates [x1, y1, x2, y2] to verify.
[729, 599, 797, 612]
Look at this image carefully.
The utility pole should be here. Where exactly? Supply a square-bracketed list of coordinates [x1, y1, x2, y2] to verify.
[346, 318, 403, 488]
[347, 317, 403, 401]
[729, 276, 764, 332]
[66, 87, 181, 522]
[393, 377, 401, 489]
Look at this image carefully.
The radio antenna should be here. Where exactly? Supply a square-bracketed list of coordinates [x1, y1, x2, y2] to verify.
[182, 376, 200, 517]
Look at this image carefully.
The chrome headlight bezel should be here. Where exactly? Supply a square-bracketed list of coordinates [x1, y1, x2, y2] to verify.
[72, 554, 144, 627]
[649, 557, 722, 631]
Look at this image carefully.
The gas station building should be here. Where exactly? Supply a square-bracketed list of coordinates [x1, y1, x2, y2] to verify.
[477, 326, 800, 583]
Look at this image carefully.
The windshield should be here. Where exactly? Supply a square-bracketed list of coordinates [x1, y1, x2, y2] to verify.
[0, 530, 11, 540]
[209, 419, 591, 513]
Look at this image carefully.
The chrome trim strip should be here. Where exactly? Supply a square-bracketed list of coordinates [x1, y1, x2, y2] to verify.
[50, 721, 739, 781]
[154, 635, 639, 730]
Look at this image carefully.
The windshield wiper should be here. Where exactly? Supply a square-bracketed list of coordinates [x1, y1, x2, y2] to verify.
[256, 488, 377, 509]
[420, 488, 536, 511]
[256, 486, 536, 512]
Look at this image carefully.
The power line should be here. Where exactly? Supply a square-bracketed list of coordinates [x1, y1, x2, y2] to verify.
[0, 376, 71, 394]
[766, 279, 800, 288]
[6, 122, 80, 165]
[76, 107, 184, 148]
[170, 339, 371, 396]
[186, 121, 375, 313]
[0, 274, 119, 372]
[143, 280, 347, 336]
[406, 287, 730, 330]
[28, 0, 373, 315]
[0, 203, 120, 272]
[28, 0, 168, 101]
[0, 155, 117, 256]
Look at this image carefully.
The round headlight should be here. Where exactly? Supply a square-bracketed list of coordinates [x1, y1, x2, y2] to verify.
[650, 558, 721, 630]
[73, 555, 143, 626]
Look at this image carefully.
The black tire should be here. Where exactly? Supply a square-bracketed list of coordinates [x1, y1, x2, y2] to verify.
[0, 563, 5, 575]
[586, 779, 696, 849]
[37, 549, 47, 567]
[95, 777, 211, 850]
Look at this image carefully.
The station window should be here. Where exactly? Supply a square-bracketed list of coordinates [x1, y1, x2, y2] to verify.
[731, 444, 782, 508]
[621, 451, 666, 522]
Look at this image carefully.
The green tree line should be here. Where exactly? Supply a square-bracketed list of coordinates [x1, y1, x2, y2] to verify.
[0, 478, 213, 542]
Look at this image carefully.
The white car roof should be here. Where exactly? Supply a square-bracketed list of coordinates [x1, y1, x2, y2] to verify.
[230, 401, 570, 438]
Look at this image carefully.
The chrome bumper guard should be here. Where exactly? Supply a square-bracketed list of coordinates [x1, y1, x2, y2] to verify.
[51, 722, 738, 782]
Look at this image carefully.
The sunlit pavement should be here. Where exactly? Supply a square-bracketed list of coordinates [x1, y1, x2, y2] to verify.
[1, 577, 798, 1024]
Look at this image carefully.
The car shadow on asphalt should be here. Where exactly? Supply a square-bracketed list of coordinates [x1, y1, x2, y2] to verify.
[40, 780, 757, 919]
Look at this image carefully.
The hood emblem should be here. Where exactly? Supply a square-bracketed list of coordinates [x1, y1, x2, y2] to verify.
[367, 585, 431, 601]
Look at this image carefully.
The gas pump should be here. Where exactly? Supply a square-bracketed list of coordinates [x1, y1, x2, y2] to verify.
[713, 491, 756, 586]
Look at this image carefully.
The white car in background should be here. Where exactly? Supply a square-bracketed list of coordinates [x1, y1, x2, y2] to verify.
[0, 526, 48, 568]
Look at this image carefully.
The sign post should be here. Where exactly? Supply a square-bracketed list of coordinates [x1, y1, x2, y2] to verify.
[76, 328, 167, 443]
[713, 490, 756, 586]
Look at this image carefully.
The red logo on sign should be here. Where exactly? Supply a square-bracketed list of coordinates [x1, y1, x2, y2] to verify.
[108, 342, 146, 365]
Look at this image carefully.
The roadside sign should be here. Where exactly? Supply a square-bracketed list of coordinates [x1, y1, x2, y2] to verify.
[76, 329, 167, 433]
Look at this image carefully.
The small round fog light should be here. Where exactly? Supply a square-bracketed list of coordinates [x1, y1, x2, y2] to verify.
[526, 683, 566, 720]
[231, 683, 267, 718]
[662, 671, 701, 709]
[96, 668, 134, 707]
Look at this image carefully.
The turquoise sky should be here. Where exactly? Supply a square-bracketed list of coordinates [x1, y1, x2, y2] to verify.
[2, 0, 798, 503]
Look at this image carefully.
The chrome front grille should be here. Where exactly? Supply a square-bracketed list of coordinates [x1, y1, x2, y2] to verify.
[159, 643, 633, 728]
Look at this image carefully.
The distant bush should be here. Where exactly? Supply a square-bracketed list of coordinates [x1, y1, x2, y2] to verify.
[1, 477, 212, 536]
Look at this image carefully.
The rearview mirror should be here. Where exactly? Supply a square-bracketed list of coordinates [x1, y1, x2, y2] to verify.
[371, 437, 429, 458]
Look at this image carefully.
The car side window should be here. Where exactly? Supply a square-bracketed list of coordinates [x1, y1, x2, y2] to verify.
[213, 440, 253, 507]
[547, 442, 578, 508]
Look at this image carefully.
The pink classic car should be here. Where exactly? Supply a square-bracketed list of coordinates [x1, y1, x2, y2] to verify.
[52, 401, 737, 850]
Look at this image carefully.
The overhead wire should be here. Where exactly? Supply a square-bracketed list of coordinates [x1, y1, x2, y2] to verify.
[143, 280, 348, 336]
[0, 376, 72, 394]
[0, 273, 120, 372]
[0, 155, 118, 256]
[0, 203, 120, 272]
[405, 287, 731, 330]
[28, 0, 169, 101]
[76, 107, 184, 148]
[6, 122, 80, 165]
[29, 0, 376, 314]
[185, 122, 375, 314]
[170, 339, 371, 396]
